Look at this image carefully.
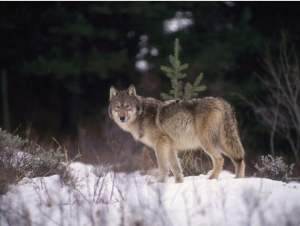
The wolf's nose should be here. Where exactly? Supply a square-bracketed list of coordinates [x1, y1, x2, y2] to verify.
[120, 116, 126, 122]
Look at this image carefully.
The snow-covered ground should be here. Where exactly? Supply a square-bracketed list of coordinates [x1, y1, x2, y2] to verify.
[1, 162, 300, 226]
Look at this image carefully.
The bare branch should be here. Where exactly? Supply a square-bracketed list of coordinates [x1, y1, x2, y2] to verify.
[245, 35, 300, 162]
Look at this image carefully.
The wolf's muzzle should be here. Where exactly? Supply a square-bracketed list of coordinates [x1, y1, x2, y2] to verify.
[120, 116, 126, 122]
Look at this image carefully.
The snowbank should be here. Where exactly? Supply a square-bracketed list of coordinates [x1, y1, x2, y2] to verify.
[1, 162, 299, 226]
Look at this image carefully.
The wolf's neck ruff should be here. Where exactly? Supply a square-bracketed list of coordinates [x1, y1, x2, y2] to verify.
[109, 85, 245, 183]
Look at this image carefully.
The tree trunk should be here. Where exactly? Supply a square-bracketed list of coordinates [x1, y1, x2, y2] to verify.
[1, 69, 11, 131]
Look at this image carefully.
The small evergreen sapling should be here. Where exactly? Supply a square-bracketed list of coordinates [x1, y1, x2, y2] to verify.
[160, 38, 206, 100]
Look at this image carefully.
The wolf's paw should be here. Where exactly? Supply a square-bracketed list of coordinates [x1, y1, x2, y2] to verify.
[156, 174, 169, 183]
[206, 170, 219, 180]
[174, 174, 184, 183]
[147, 176, 157, 185]
[146, 175, 167, 184]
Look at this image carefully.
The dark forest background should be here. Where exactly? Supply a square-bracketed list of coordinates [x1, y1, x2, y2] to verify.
[1, 2, 300, 174]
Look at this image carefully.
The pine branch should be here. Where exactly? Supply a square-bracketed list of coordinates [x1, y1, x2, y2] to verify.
[160, 38, 206, 100]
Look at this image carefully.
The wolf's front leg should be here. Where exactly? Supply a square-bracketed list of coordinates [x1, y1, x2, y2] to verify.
[154, 149, 169, 182]
[169, 149, 184, 183]
[154, 138, 170, 183]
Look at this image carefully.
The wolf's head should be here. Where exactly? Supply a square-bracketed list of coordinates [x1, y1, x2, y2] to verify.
[109, 85, 142, 125]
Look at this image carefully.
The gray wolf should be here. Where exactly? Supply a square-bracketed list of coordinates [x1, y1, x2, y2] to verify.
[109, 85, 245, 183]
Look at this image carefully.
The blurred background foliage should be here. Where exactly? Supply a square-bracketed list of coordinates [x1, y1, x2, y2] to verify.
[1, 2, 300, 167]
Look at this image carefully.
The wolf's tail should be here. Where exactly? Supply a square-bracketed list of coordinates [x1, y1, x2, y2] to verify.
[221, 102, 245, 160]
[221, 101, 245, 178]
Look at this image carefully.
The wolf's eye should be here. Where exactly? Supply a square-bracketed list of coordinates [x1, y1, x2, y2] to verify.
[124, 104, 131, 109]
[115, 105, 120, 110]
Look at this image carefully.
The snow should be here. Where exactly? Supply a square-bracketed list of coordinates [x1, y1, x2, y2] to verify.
[1, 162, 300, 226]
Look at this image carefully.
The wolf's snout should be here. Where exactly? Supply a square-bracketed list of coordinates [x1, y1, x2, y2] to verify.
[120, 116, 126, 122]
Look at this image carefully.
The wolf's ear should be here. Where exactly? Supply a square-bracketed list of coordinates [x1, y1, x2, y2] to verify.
[109, 86, 119, 101]
[126, 84, 137, 96]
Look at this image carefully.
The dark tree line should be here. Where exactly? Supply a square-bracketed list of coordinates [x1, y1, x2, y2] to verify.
[1, 2, 300, 162]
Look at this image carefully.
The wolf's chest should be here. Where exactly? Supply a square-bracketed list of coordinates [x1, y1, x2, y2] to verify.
[130, 128, 154, 148]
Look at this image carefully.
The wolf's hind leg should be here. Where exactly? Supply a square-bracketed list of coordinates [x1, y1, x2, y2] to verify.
[232, 158, 245, 178]
[201, 142, 224, 179]
[169, 150, 184, 183]
[208, 154, 224, 179]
